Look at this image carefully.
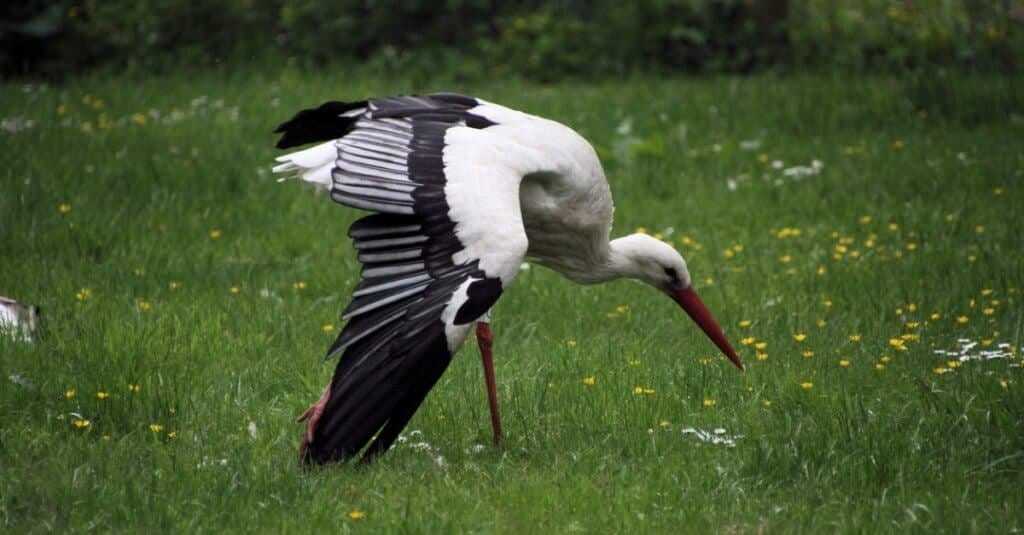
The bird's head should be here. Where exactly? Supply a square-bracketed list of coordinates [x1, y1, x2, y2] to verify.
[610, 233, 744, 371]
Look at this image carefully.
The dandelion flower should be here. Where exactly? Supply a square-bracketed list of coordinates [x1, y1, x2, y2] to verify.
[65, 389, 76, 399]
[875, 363, 885, 370]
[128, 383, 141, 392]
[975, 225, 985, 234]
[293, 281, 307, 290]
[348, 511, 365, 521]
[137, 300, 152, 311]
[779, 255, 791, 264]
[802, 350, 814, 358]
[930, 313, 941, 320]
[566, 339, 577, 347]
[800, 382, 813, 390]
[839, 359, 850, 367]
[738, 320, 751, 328]
[754, 342, 767, 350]
[73, 418, 91, 429]
[59, 203, 71, 214]
[982, 308, 995, 316]
[956, 316, 968, 324]
[168, 431, 178, 439]
[741, 337, 756, 346]
[322, 324, 335, 332]
[858, 215, 872, 224]
[583, 376, 595, 386]
[793, 333, 807, 342]
[849, 334, 861, 342]
[170, 281, 181, 290]
[703, 399, 717, 407]
[763, 400, 772, 407]
[209, 229, 222, 239]
[981, 288, 994, 296]
[230, 286, 240, 294]
[756, 352, 768, 361]
[96, 392, 109, 400]
[149, 424, 164, 433]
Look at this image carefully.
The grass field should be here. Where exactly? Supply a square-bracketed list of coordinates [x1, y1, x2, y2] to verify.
[2, 68, 1022, 532]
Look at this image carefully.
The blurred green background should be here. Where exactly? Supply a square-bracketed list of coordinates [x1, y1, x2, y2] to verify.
[3, 0, 1021, 80]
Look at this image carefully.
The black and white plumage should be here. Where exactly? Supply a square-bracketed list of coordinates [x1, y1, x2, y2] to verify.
[273, 93, 745, 464]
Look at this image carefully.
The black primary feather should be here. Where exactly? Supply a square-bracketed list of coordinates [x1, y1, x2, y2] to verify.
[274, 100, 367, 149]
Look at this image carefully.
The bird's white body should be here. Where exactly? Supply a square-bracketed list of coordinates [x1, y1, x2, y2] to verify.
[276, 99, 616, 287]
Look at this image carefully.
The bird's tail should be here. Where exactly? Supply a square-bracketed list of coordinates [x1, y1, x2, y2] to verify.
[271, 100, 368, 192]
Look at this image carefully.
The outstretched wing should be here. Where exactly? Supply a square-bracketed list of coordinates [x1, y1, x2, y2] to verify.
[274, 94, 537, 463]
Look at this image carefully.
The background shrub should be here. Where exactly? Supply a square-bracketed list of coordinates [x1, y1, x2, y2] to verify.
[1, 1, 1021, 79]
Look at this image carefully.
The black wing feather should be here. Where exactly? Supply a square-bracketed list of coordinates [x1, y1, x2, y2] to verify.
[292, 95, 510, 464]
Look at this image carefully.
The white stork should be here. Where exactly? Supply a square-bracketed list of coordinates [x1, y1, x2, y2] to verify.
[272, 93, 744, 464]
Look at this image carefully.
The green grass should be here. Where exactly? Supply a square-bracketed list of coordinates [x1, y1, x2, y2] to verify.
[2, 68, 1023, 532]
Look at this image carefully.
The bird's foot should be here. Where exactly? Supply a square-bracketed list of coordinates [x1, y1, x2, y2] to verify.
[297, 386, 331, 459]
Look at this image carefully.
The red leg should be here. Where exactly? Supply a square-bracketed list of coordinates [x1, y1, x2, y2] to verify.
[476, 322, 502, 445]
[297, 385, 330, 459]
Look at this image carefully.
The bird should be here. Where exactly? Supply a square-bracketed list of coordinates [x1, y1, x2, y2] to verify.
[272, 93, 745, 465]
[0, 295, 38, 343]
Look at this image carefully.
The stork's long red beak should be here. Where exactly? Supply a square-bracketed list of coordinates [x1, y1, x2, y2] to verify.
[673, 287, 745, 371]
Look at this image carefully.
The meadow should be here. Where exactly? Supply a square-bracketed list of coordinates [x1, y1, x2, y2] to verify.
[1, 69, 1022, 532]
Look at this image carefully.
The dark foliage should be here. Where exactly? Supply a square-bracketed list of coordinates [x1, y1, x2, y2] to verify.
[2, 1, 1021, 79]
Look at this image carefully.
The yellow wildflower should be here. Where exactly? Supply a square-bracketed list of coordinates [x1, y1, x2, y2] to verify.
[800, 382, 813, 390]
[65, 389, 76, 399]
[170, 281, 181, 290]
[756, 352, 768, 361]
[703, 399, 717, 407]
[858, 215, 872, 224]
[849, 334, 861, 342]
[839, 359, 850, 367]
[779, 255, 791, 264]
[96, 392, 109, 400]
[349, 511, 365, 521]
[59, 203, 72, 214]
[209, 229, 222, 239]
[137, 300, 151, 311]
[956, 316, 968, 324]
[132, 112, 147, 125]
[741, 337, 756, 346]
[583, 376, 595, 386]
[754, 342, 767, 350]
[738, 320, 752, 328]
[802, 350, 814, 358]
[975, 225, 985, 234]
[293, 281, 307, 290]
[128, 383, 141, 392]
[322, 324, 334, 332]
[149, 424, 164, 433]
[793, 333, 807, 342]
[230, 286, 240, 294]
[566, 339, 577, 347]
[73, 418, 91, 429]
